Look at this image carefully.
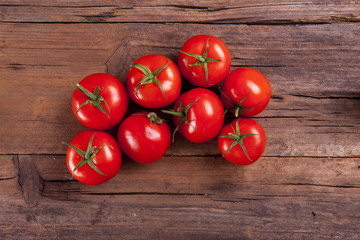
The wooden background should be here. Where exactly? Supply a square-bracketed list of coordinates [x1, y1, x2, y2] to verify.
[1, 1, 359, 239]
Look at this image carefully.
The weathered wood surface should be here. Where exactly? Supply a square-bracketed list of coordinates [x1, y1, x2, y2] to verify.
[1, 155, 359, 239]
[0, 1, 359, 239]
[1, 1, 360, 24]
[1, 23, 359, 155]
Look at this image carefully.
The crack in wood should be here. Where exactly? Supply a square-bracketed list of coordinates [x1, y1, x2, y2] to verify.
[0, 4, 132, 9]
[7, 63, 68, 67]
[280, 183, 360, 189]
[41, 179, 76, 183]
[305, 125, 356, 128]
[271, 95, 284, 100]
[0, 176, 16, 181]
[250, 116, 303, 119]
[82, 14, 117, 23]
[231, 64, 287, 68]
[215, 18, 360, 25]
[289, 94, 360, 100]
[212, 198, 260, 203]
[151, 3, 304, 12]
[161, 4, 209, 10]
[306, 199, 354, 204]
[50, 191, 212, 196]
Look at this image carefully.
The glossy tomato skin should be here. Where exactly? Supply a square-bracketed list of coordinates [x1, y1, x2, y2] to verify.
[127, 54, 182, 108]
[66, 130, 122, 185]
[117, 112, 171, 164]
[218, 118, 266, 166]
[173, 88, 224, 143]
[178, 35, 231, 87]
[72, 73, 129, 130]
[221, 68, 271, 117]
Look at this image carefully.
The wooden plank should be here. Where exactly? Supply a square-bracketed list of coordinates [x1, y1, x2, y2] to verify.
[1, 195, 359, 240]
[0, 23, 359, 155]
[1, 23, 359, 94]
[1, 91, 359, 157]
[1, 1, 359, 24]
[32, 155, 360, 194]
[0, 155, 20, 202]
[0, 155, 17, 180]
[0, 155, 359, 239]
[0, 1, 358, 239]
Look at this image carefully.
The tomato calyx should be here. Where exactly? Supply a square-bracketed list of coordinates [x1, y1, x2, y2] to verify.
[220, 89, 260, 117]
[130, 61, 169, 99]
[162, 98, 200, 142]
[75, 83, 110, 118]
[180, 38, 221, 85]
[145, 112, 164, 126]
[134, 112, 165, 128]
[62, 133, 107, 176]
[219, 120, 259, 162]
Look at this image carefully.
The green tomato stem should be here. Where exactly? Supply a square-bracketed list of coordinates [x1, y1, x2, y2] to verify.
[75, 84, 110, 118]
[62, 133, 107, 176]
[219, 119, 259, 162]
[130, 61, 169, 99]
[162, 98, 200, 142]
[180, 38, 221, 85]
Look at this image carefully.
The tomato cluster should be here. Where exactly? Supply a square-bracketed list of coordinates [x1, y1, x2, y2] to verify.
[63, 35, 272, 185]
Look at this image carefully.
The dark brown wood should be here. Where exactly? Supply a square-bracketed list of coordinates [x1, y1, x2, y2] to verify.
[1, 1, 359, 24]
[0, 155, 359, 239]
[1, 23, 359, 155]
[0, 1, 359, 239]
[16, 156, 43, 207]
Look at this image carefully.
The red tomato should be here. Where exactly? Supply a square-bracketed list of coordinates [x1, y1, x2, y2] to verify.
[220, 68, 271, 117]
[218, 118, 266, 165]
[117, 112, 171, 164]
[178, 35, 231, 87]
[163, 88, 224, 143]
[127, 54, 182, 108]
[63, 130, 122, 185]
[72, 73, 129, 130]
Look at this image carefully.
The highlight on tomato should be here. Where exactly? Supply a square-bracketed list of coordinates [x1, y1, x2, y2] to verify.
[127, 54, 182, 108]
[162, 88, 224, 143]
[220, 67, 271, 117]
[218, 118, 266, 166]
[117, 112, 171, 164]
[178, 35, 231, 87]
[62, 130, 122, 185]
[72, 73, 129, 130]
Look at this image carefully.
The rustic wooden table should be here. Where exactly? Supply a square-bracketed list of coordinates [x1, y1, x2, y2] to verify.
[1, 1, 360, 239]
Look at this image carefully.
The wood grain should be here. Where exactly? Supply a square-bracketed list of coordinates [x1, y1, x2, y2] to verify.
[0, 155, 359, 239]
[1, 23, 359, 155]
[1, 1, 360, 239]
[1, 1, 359, 24]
